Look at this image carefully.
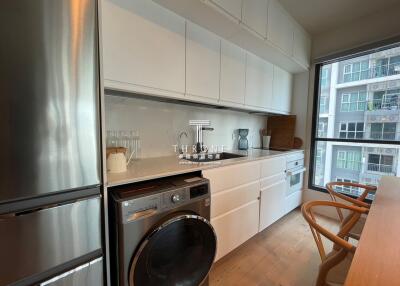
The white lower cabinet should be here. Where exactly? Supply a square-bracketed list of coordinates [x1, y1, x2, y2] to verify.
[211, 200, 260, 261]
[259, 179, 286, 231]
[204, 153, 303, 260]
[284, 190, 302, 215]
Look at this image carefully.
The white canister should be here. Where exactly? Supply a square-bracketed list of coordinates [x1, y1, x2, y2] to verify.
[262, 135, 271, 149]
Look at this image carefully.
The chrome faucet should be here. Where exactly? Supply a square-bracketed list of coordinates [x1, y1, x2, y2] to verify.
[189, 120, 214, 153]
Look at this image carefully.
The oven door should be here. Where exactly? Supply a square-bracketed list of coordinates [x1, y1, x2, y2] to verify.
[286, 167, 306, 196]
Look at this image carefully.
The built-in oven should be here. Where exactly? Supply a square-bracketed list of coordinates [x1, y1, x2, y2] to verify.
[286, 154, 306, 196]
[284, 152, 306, 214]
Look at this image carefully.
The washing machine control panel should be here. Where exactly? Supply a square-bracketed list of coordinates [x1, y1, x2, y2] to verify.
[119, 180, 210, 224]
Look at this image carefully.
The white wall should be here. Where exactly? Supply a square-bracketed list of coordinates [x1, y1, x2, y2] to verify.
[291, 71, 310, 142]
[312, 2, 400, 59]
[105, 94, 267, 158]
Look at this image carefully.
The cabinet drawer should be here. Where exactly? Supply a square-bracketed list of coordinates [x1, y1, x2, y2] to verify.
[211, 181, 260, 218]
[260, 156, 286, 178]
[211, 200, 259, 261]
[260, 172, 286, 189]
[203, 161, 260, 194]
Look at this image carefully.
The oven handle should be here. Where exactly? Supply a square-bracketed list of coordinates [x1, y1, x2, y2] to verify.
[286, 167, 306, 177]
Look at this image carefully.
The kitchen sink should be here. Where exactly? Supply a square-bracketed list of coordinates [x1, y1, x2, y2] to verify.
[184, 152, 246, 162]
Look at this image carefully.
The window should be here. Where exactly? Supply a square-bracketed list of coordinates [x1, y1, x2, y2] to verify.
[343, 60, 369, 82]
[340, 91, 367, 111]
[339, 122, 364, 139]
[318, 120, 328, 137]
[321, 67, 329, 88]
[370, 123, 397, 140]
[310, 45, 400, 198]
[367, 154, 394, 173]
[335, 178, 359, 192]
[336, 151, 362, 171]
[319, 95, 329, 113]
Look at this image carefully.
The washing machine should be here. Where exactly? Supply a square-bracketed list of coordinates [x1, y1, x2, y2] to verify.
[109, 172, 217, 286]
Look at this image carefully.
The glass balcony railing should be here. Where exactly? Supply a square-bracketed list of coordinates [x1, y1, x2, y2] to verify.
[343, 62, 400, 83]
[369, 132, 398, 140]
[367, 99, 400, 111]
[367, 163, 394, 174]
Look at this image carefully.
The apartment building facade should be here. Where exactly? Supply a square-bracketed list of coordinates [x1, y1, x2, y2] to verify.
[315, 47, 400, 195]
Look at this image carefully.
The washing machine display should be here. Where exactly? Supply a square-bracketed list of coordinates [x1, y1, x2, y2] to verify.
[110, 174, 216, 286]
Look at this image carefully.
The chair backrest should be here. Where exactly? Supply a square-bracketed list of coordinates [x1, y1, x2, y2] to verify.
[301, 200, 369, 261]
[325, 182, 376, 222]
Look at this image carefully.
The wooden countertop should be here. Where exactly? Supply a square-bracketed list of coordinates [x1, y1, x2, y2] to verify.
[345, 176, 400, 286]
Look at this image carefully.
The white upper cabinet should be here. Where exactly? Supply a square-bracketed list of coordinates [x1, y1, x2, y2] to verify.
[186, 21, 220, 101]
[293, 22, 311, 68]
[210, 0, 243, 20]
[101, 0, 185, 97]
[267, 0, 294, 56]
[245, 53, 273, 109]
[242, 0, 269, 38]
[272, 65, 293, 113]
[220, 39, 246, 105]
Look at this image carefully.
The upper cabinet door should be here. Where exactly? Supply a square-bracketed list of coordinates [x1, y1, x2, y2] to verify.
[102, 0, 185, 95]
[242, 0, 268, 38]
[210, 0, 243, 20]
[293, 23, 311, 68]
[272, 66, 293, 113]
[267, 0, 294, 55]
[245, 53, 273, 109]
[220, 39, 246, 105]
[186, 21, 221, 101]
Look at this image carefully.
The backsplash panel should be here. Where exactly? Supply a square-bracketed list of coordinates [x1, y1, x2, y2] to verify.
[105, 95, 267, 158]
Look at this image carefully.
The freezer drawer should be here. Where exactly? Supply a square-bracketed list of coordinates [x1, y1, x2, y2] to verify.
[41, 258, 103, 286]
[0, 197, 102, 286]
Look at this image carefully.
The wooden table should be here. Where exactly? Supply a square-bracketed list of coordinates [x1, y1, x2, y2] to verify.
[345, 176, 400, 286]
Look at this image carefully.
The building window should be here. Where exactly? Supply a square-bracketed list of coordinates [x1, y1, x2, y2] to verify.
[312, 45, 400, 197]
[318, 121, 327, 137]
[370, 123, 397, 140]
[335, 178, 359, 191]
[367, 154, 394, 173]
[370, 88, 400, 110]
[343, 60, 369, 82]
[339, 122, 364, 139]
[340, 91, 367, 112]
[336, 151, 362, 171]
[319, 95, 329, 113]
[316, 149, 323, 166]
[321, 67, 329, 88]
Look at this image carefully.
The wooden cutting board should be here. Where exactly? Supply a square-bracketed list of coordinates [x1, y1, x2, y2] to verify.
[267, 115, 296, 149]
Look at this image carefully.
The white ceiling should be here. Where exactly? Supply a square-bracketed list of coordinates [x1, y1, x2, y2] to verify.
[278, 0, 400, 36]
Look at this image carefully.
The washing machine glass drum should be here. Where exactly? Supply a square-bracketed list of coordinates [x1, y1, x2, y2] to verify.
[129, 213, 217, 286]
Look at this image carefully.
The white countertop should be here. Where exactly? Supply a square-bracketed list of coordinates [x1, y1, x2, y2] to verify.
[106, 149, 303, 187]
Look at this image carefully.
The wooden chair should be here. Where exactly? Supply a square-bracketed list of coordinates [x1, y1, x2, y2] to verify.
[302, 200, 369, 286]
[326, 182, 377, 240]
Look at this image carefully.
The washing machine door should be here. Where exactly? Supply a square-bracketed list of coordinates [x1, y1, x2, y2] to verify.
[129, 213, 217, 286]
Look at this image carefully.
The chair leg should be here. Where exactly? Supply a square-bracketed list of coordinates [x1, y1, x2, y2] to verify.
[315, 249, 348, 286]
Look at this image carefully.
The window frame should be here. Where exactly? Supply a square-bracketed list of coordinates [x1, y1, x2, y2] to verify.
[339, 121, 365, 139]
[309, 41, 400, 198]
[340, 91, 367, 112]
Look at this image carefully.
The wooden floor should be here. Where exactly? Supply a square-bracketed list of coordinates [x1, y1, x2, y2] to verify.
[209, 209, 339, 286]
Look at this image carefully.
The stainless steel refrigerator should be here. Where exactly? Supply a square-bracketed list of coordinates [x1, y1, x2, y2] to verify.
[0, 0, 103, 285]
